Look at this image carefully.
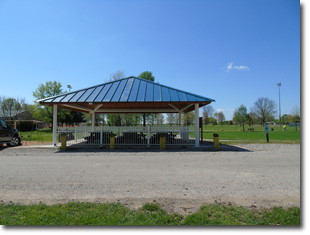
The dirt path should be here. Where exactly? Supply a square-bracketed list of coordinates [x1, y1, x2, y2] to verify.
[0, 144, 300, 215]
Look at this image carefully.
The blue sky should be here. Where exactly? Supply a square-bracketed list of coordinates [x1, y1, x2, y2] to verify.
[0, 0, 300, 120]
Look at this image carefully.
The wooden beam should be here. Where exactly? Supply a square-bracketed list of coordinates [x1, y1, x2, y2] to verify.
[180, 104, 194, 112]
[96, 108, 177, 113]
[61, 104, 93, 112]
[94, 104, 103, 112]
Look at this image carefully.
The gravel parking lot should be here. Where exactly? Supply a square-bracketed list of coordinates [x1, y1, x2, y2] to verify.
[0, 144, 300, 214]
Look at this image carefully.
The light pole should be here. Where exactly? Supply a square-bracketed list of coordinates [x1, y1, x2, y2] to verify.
[276, 83, 281, 127]
[67, 85, 72, 92]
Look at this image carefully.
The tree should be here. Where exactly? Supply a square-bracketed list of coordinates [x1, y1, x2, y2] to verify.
[33, 81, 68, 124]
[107, 71, 125, 126]
[155, 113, 164, 125]
[246, 113, 254, 127]
[209, 117, 217, 125]
[183, 112, 195, 126]
[166, 113, 176, 126]
[138, 71, 155, 125]
[33, 81, 63, 100]
[236, 105, 247, 131]
[202, 105, 214, 125]
[138, 71, 155, 81]
[281, 114, 289, 124]
[233, 110, 239, 126]
[250, 97, 277, 125]
[290, 105, 300, 122]
[109, 70, 125, 81]
[0, 96, 25, 120]
[214, 112, 225, 126]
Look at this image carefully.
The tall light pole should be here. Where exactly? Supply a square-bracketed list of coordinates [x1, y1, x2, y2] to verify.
[67, 85, 72, 92]
[276, 83, 281, 127]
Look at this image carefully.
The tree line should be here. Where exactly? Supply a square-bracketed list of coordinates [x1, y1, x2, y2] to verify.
[201, 98, 300, 131]
[0, 72, 300, 129]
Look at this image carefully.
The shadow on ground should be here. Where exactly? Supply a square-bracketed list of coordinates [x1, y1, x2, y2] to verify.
[56, 141, 251, 153]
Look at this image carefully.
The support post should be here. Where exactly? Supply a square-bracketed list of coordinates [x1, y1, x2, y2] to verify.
[160, 133, 166, 150]
[195, 103, 199, 147]
[91, 112, 95, 131]
[52, 104, 57, 146]
[179, 111, 182, 139]
[147, 125, 150, 147]
[100, 126, 103, 146]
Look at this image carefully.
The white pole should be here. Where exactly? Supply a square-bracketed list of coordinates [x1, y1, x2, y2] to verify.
[179, 111, 182, 139]
[52, 104, 57, 146]
[92, 112, 95, 131]
[195, 103, 199, 147]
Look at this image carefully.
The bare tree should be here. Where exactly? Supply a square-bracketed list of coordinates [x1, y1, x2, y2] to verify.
[250, 97, 277, 125]
[202, 105, 214, 125]
[155, 113, 164, 125]
[166, 113, 176, 126]
[214, 112, 225, 126]
[0, 96, 25, 120]
[107, 70, 125, 125]
[109, 70, 125, 81]
[291, 105, 300, 122]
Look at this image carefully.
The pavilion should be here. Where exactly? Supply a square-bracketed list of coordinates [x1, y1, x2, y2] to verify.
[37, 76, 215, 147]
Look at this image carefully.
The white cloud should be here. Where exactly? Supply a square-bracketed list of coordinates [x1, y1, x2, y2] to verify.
[216, 109, 225, 112]
[226, 62, 250, 72]
[233, 65, 250, 71]
[227, 62, 233, 71]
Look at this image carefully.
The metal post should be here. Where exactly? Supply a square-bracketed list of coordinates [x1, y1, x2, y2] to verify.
[195, 103, 199, 147]
[147, 125, 150, 147]
[91, 111, 95, 131]
[52, 104, 57, 146]
[277, 83, 282, 127]
[179, 111, 182, 139]
[75, 126, 77, 143]
[100, 126, 103, 146]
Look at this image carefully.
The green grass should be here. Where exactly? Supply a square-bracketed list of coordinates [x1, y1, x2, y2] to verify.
[194, 124, 300, 144]
[20, 128, 53, 142]
[0, 202, 300, 225]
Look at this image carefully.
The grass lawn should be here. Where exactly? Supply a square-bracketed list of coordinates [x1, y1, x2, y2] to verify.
[0, 202, 300, 225]
[20, 128, 53, 142]
[194, 124, 300, 144]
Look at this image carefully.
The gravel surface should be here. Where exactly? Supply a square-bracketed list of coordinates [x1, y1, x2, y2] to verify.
[0, 144, 300, 214]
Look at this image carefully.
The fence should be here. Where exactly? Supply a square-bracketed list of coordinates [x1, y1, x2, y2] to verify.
[57, 126, 195, 147]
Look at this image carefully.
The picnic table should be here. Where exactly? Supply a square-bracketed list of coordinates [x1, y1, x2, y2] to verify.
[116, 132, 147, 144]
[84, 132, 115, 144]
[150, 132, 177, 144]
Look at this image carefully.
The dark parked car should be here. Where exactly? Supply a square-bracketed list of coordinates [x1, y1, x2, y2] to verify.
[0, 118, 21, 147]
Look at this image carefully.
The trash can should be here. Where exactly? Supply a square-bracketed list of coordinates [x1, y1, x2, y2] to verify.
[213, 133, 220, 150]
[61, 133, 67, 150]
[160, 133, 166, 150]
[110, 133, 116, 150]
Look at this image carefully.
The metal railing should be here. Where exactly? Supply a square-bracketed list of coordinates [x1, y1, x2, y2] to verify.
[57, 126, 195, 147]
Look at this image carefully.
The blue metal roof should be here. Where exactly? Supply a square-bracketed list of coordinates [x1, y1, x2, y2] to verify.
[37, 77, 215, 104]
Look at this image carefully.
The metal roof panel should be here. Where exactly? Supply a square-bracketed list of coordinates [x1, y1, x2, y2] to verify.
[37, 76, 215, 105]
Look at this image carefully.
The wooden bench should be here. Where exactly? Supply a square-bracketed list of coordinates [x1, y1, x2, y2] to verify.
[247, 128, 255, 131]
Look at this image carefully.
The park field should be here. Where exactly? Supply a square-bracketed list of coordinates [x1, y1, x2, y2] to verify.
[199, 124, 300, 144]
[19, 124, 300, 145]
